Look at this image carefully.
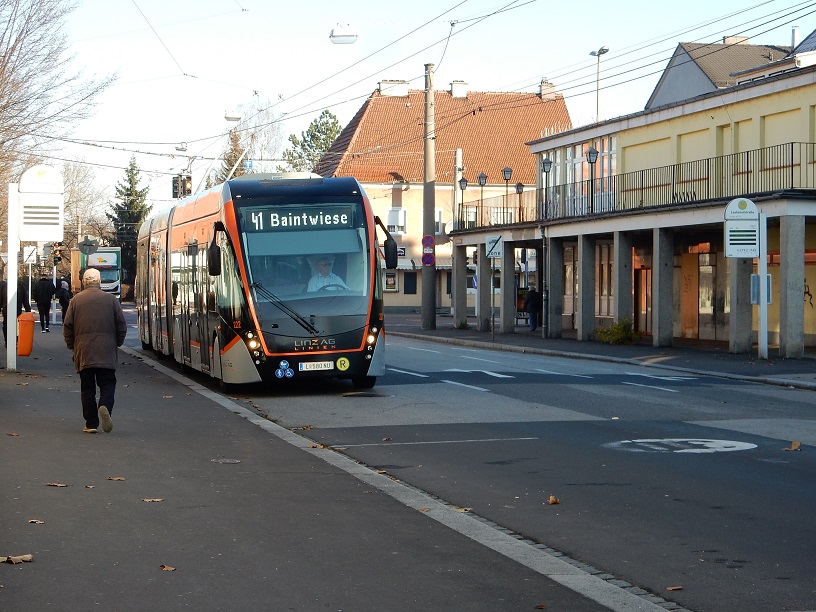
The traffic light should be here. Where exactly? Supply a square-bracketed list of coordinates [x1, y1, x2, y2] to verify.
[53, 241, 63, 265]
[172, 174, 193, 198]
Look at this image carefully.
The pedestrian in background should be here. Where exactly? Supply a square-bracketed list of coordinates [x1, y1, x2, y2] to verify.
[63, 268, 127, 434]
[58, 277, 71, 322]
[33, 274, 56, 333]
[1, 277, 32, 347]
[522, 281, 542, 333]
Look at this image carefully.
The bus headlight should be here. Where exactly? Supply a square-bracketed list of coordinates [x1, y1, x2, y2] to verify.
[367, 334, 376, 345]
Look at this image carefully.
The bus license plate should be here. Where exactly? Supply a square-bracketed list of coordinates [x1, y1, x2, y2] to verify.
[299, 361, 334, 371]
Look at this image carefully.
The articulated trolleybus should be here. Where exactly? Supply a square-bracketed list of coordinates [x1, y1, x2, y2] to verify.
[136, 174, 397, 389]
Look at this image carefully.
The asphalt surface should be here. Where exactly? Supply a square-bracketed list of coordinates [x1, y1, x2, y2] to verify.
[3, 307, 814, 611]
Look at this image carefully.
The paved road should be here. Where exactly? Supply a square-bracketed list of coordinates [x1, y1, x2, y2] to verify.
[1, 309, 668, 612]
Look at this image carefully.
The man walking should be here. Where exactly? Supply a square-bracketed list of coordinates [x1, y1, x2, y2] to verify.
[33, 274, 56, 332]
[63, 268, 127, 434]
[522, 281, 543, 333]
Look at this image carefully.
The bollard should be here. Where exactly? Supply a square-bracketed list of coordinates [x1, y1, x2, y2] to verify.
[17, 312, 36, 357]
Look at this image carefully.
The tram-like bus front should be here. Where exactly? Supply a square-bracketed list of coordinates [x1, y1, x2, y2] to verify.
[233, 184, 385, 388]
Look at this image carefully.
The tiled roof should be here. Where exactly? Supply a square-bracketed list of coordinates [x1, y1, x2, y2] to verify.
[680, 41, 792, 87]
[315, 88, 571, 185]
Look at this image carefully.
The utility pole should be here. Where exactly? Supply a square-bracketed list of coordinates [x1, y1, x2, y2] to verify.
[421, 63, 437, 330]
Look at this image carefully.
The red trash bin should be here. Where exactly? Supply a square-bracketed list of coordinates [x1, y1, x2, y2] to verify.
[17, 312, 35, 357]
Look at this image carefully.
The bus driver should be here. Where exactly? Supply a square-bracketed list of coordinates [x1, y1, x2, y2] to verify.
[307, 256, 349, 292]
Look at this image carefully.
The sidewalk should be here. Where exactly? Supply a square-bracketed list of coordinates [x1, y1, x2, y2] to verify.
[0, 322, 639, 611]
[386, 312, 816, 390]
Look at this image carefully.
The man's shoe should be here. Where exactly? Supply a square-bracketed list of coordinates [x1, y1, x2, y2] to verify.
[98, 406, 113, 433]
[45, 328, 50, 332]
[41, 329, 46, 333]
[83, 427, 97, 434]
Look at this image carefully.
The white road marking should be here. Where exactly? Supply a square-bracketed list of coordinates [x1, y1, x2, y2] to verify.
[387, 367, 429, 378]
[458, 355, 501, 363]
[338, 436, 539, 448]
[404, 346, 441, 353]
[536, 368, 593, 379]
[621, 381, 678, 393]
[441, 379, 488, 391]
[445, 369, 514, 378]
[624, 372, 697, 381]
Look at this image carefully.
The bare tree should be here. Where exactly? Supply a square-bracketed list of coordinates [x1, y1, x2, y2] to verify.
[0, 0, 114, 235]
[237, 96, 285, 174]
[62, 161, 112, 249]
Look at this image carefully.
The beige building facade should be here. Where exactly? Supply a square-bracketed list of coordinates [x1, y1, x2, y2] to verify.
[449, 34, 816, 356]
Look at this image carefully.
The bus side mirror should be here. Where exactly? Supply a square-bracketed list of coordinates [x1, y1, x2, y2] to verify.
[208, 238, 221, 276]
[384, 237, 398, 270]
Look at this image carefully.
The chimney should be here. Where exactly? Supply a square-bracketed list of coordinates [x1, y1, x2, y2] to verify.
[450, 80, 468, 98]
[792, 26, 800, 51]
[378, 80, 409, 97]
[723, 36, 749, 45]
[539, 79, 556, 101]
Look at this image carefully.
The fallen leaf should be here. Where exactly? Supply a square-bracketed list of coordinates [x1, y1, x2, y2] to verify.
[46, 482, 67, 487]
[453, 506, 472, 513]
[142, 498, 164, 503]
[291, 425, 313, 431]
[162, 395, 173, 399]
[307, 444, 327, 449]
[2, 554, 33, 564]
[7, 433, 19, 437]
[375, 469, 387, 474]
[417, 507, 431, 513]
[107, 476, 126, 481]
[382, 437, 392, 441]
[85, 485, 95, 489]
[666, 586, 683, 591]
[28, 520, 45, 525]
[783, 441, 801, 451]
[333, 446, 349, 451]
[159, 564, 176, 571]
[547, 495, 560, 505]
[535, 606, 547, 610]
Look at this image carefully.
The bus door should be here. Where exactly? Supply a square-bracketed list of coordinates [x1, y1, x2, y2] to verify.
[180, 251, 193, 366]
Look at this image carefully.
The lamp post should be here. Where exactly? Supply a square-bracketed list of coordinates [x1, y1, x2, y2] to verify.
[542, 157, 552, 219]
[589, 46, 608, 123]
[587, 147, 599, 215]
[477, 172, 487, 228]
[515, 182, 524, 222]
[459, 176, 468, 229]
[502, 166, 512, 224]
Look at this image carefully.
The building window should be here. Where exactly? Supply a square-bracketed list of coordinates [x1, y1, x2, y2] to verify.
[387, 208, 407, 234]
[404, 272, 417, 294]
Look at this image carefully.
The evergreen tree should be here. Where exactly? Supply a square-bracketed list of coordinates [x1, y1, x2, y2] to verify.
[212, 129, 247, 184]
[279, 110, 342, 173]
[108, 156, 151, 295]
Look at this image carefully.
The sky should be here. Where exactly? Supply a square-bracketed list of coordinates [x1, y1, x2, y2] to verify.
[59, 0, 815, 214]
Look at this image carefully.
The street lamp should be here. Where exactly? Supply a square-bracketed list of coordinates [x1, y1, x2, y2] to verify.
[515, 182, 524, 222]
[587, 147, 599, 215]
[477, 172, 487, 228]
[502, 166, 512, 224]
[542, 157, 552, 219]
[589, 46, 608, 123]
[458, 176, 468, 229]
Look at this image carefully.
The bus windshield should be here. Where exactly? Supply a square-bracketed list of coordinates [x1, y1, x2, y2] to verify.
[239, 201, 372, 335]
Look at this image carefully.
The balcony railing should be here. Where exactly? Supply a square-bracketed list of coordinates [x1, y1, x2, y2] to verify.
[454, 142, 816, 230]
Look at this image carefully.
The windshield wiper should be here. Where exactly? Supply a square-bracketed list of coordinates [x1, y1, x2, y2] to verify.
[250, 282, 320, 336]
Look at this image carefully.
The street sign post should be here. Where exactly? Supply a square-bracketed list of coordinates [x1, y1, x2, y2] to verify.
[724, 198, 767, 358]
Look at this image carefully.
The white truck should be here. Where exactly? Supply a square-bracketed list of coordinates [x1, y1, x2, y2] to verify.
[71, 246, 122, 299]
